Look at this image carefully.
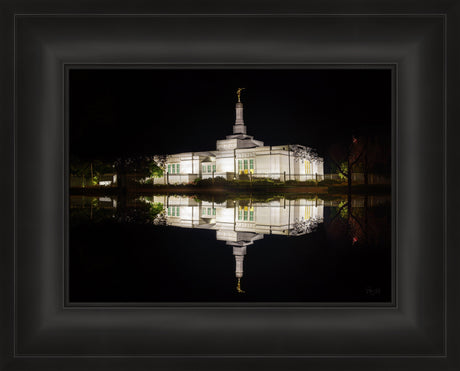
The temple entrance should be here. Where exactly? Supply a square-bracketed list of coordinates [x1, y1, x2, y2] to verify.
[237, 159, 254, 174]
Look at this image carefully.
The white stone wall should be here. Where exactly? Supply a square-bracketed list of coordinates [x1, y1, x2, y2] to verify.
[153, 195, 199, 206]
[216, 151, 235, 173]
[149, 196, 323, 238]
[252, 148, 271, 175]
[313, 160, 324, 176]
[166, 174, 198, 184]
[156, 145, 324, 184]
[153, 176, 166, 185]
[217, 139, 239, 151]
[156, 151, 220, 183]
[218, 206, 236, 222]
[147, 196, 324, 238]
[216, 230, 239, 242]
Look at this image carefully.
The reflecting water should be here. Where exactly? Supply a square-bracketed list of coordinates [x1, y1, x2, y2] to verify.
[69, 194, 391, 303]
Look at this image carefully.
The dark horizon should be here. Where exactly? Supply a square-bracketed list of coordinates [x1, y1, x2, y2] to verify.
[69, 68, 392, 172]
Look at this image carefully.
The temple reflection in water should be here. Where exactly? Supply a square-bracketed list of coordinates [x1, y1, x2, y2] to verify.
[143, 196, 324, 292]
[70, 194, 391, 302]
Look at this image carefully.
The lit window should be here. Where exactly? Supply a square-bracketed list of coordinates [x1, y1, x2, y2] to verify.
[168, 164, 171, 173]
[250, 159, 254, 169]
[176, 207, 180, 216]
[238, 209, 242, 220]
[172, 207, 175, 216]
[212, 164, 216, 172]
[305, 161, 311, 174]
[238, 160, 242, 171]
[208, 165, 211, 173]
[203, 165, 206, 173]
[172, 164, 175, 174]
[176, 164, 180, 173]
[207, 208, 211, 215]
[249, 210, 254, 221]
[244, 210, 248, 220]
[168, 207, 171, 216]
[212, 208, 216, 216]
[202, 208, 206, 215]
[244, 160, 248, 170]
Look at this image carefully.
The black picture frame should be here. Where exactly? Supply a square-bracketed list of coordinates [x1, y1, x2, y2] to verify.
[1, 1, 459, 370]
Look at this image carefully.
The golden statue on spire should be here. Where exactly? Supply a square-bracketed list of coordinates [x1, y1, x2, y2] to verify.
[236, 88, 245, 103]
[236, 278, 245, 293]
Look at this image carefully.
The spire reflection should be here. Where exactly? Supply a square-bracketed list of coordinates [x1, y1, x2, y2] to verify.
[143, 196, 324, 292]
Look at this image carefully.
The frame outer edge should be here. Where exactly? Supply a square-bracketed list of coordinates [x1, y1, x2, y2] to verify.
[14, 12, 445, 361]
[447, 1, 460, 370]
[1, 1, 458, 370]
[0, 4, 14, 371]
[0, 0, 456, 14]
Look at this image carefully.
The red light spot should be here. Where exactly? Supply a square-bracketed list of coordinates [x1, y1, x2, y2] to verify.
[352, 236, 358, 244]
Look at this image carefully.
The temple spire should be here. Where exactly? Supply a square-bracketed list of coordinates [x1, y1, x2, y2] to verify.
[233, 245, 246, 293]
[233, 88, 247, 135]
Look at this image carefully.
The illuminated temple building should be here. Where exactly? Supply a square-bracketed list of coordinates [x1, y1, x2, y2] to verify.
[146, 195, 324, 292]
[153, 89, 324, 184]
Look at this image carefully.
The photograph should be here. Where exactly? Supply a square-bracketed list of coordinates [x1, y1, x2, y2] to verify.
[68, 69, 392, 303]
[68, 68, 392, 303]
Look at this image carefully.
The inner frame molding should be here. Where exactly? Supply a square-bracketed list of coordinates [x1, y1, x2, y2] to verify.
[63, 63, 396, 308]
[13, 14, 444, 358]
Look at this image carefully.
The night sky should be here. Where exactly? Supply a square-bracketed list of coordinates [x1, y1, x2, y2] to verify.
[69, 68, 392, 168]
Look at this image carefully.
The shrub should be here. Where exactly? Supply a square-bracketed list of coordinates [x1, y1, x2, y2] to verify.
[213, 176, 228, 184]
[195, 178, 216, 187]
[318, 179, 342, 185]
[252, 177, 275, 184]
[251, 178, 278, 187]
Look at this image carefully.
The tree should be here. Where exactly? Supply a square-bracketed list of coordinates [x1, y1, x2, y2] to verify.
[329, 136, 365, 197]
[148, 161, 164, 178]
[70, 156, 115, 186]
[363, 136, 391, 184]
[70, 156, 92, 187]
[326, 196, 390, 250]
[114, 154, 168, 186]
